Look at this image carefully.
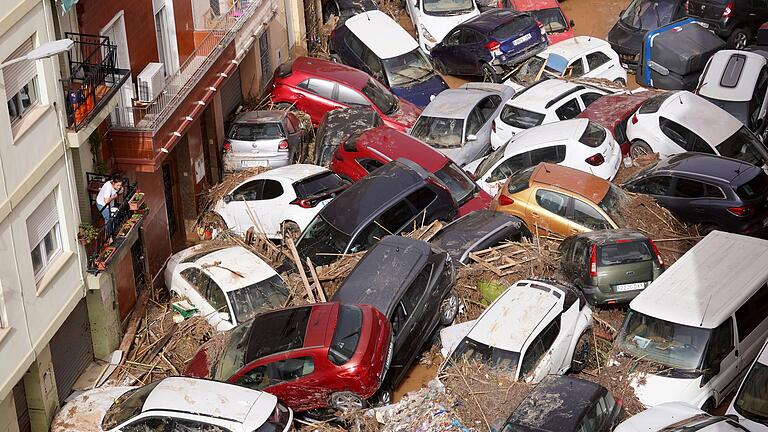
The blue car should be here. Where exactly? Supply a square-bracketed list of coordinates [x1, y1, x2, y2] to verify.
[329, 10, 449, 108]
[430, 9, 548, 82]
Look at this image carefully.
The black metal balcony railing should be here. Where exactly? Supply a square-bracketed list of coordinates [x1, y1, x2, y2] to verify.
[62, 32, 130, 131]
[86, 179, 138, 274]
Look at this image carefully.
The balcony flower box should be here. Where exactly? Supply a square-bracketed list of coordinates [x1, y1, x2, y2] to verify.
[133, 203, 149, 215]
[95, 246, 117, 270]
[129, 192, 145, 211]
[116, 220, 136, 239]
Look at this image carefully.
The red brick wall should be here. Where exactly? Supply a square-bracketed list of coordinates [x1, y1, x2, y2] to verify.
[135, 170, 173, 279]
[173, 0, 196, 66]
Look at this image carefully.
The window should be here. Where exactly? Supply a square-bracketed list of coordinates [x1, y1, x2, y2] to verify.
[529, 145, 566, 165]
[580, 92, 603, 108]
[535, 189, 569, 217]
[572, 239, 588, 265]
[273, 356, 315, 381]
[579, 122, 607, 147]
[236, 365, 270, 390]
[175, 420, 230, 432]
[659, 117, 693, 149]
[704, 184, 725, 198]
[261, 180, 283, 200]
[672, 178, 706, 198]
[299, 79, 335, 99]
[705, 318, 734, 367]
[407, 187, 437, 212]
[632, 176, 672, 196]
[402, 264, 432, 314]
[639, 93, 673, 114]
[362, 49, 385, 80]
[26, 193, 61, 281]
[489, 154, 526, 182]
[122, 417, 170, 432]
[259, 32, 271, 89]
[735, 284, 768, 340]
[466, 107, 484, 137]
[572, 199, 611, 230]
[4, 38, 39, 125]
[232, 180, 264, 201]
[477, 96, 502, 121]
[499, 105, 545, 129]
[337, 85, 369, 106]
[569, 59, 585, 77]
[346, 33, 365, 58]
[445, 29, 461, 45]
[154, 6, 174, 76]
[380, 200, 417, 232]
[586, 51, 611, 70]
[555, 98, 581, 120]
[459, 29, 483, 44]
[358, 158, 384, 173]
[520, 316, 561, 376]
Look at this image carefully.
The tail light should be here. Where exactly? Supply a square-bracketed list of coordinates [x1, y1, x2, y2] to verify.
[615, 398, 624, 409]
[589, 244, 598, 278]
[498, 194, 515, 206]
[585, 153, 605, 166]
[631, 113, 638, 125]
[684, 0, 689, 12]
[278, 140, 289, 151]
[223, 141, 232, 153]
[484, 40, 502, 55]
[727, 205, 755, 216]
[722, 1, 733, 18]
[290, 198, 318, 208]
[492, 119, 496, 133]
[649, 239, 664, 268]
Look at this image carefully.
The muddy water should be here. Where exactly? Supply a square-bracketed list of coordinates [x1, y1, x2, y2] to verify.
[393, 361, 440, 402]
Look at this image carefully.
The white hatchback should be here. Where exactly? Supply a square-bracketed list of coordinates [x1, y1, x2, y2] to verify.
[616, 402, 746, 432]
[466, 118, 621, 196]
[726, 336, 768, 432]
[406, 0, 480, 53]
[440, 279, 593, 384]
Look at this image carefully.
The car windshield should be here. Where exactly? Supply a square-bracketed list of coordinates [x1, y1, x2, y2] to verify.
[102, 382, 161, 430]
[529, 8, 568, 33]
[362, 79, 398, 115]
[736, 171, 768, 200]
[328, 305, 363, 366]
[598, 241, 653, 265]
[733, 361, 768, 425]
[617, 310, 710, 370]
[659, 415, 745, 431]
[422, 0, 475, 15]
[598, 184, 628, 223]
[493, 15, 537, 39]
[435, 162, 477, 205]
[509, 55, 547, 83]
[228, 275, 290, 324]
[213, 322, 251, 380]
[449, 336, 521, 374]
[476, 142, 509, 178]
[383, 48, 434, 87]
[499, 105, 546, 130]
[620, 0, 677, 30]
[296, 215, 352, 265]
[229, 122, 284, 140]
[411, 116, 464, 148]
[716, 126, 767, 167]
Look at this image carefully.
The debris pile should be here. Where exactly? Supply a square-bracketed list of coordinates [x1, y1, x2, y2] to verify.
[613, 153, 660, 184]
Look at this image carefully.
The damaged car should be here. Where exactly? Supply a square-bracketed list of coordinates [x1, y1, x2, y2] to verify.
[222, 110, 306, 171]
[314, 107, 382, 167]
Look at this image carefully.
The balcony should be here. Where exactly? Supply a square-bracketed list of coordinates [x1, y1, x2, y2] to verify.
[62, 33, 130, 146]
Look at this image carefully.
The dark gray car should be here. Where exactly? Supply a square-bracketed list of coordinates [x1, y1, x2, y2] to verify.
[430, 210, 530, 264]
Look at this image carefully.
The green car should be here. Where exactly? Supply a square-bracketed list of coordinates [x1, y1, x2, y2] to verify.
[558, 229, 665, 306]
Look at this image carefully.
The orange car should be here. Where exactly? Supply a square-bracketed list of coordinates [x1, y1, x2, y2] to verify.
[491, 163, 626, 238]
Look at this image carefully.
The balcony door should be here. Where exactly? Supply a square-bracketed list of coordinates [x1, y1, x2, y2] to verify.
[153, 0, 180, 77]
[101, 12, 134, 126]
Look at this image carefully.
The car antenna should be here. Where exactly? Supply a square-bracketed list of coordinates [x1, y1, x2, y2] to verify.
[700, 294, 713, 327]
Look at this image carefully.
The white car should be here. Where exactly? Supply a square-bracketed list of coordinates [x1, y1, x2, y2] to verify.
[726, 336, 768, 432]
[616, 402, 746, 432]
[490, 79, 608, 149]
[466, 118, 621, 196]
[503, 36, 627, 91]
[213, 164, 348, 239]
[440, 279, 593, 384]
[406, 0, 480, 53]
[626, 91, 768, 168]
[50, 377, 293, 432]
[164, 245, 289, 332]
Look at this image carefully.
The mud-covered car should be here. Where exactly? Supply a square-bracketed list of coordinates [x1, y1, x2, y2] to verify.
[314, 107, 382, 167]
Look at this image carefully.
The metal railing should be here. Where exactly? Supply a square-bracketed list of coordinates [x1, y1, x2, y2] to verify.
[86, 179, 138, 273]
[111, 0, 275, 132]
[62, 33, 130, 130]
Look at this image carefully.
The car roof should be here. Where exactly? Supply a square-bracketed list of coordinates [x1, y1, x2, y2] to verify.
[195, 246, 278, 292]
[570, 228, 649, 246]
[319, 161, 429, 234]
[319, 107, 381, 146]
[510, 79, 590, 111]
[462, 8, 530, 33]
[345, 11, 418, 59]
[508, 0, 563, 12]
[332, 236, 432, 314]
[541, 36, 610, 60]
[506, 118, 589, 151]
[142, 377, 276, 429]
[576, 92, 659, 130]
[467, 280, 564, 351]
[245, 303, 336, 362]
[630, 231, 768, 328]
[528, 163, 610, 204]
[699, 50, 767, 102]
[356, 126, 449, 172]
[657, 91, 742, 144]
[421, 88, 502, 119]
[233, 110, 287, 124]
[506, 376, 604, 432]
[292, 56, 370, 89]
[230, 164, 329, 187]
[431, 211, 525, 260]
[644, 152, 759, 186]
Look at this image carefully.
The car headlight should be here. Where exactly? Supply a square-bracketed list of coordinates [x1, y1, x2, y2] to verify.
[421, 25, 437, 43]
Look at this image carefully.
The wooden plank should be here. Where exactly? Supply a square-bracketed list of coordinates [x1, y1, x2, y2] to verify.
[306, 258, 326, 303]
[108, 289, 151, 380]
[287, 238, 316, 303]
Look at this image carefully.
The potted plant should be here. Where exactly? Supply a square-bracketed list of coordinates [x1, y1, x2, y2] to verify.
[129, 191, 145, 211]
[134, 203, 149, 215]
[77, 223, 99, 246]
[95, 246, 117, 270]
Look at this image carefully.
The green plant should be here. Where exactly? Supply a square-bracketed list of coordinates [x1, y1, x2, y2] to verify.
[77, 223, 99, 244]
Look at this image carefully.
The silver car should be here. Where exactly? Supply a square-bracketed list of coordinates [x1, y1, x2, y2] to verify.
[408, 83, 515, 166]
[223, 110, 306, 171]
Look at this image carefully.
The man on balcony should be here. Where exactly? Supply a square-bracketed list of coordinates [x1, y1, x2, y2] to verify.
[96, 174, 123, 239]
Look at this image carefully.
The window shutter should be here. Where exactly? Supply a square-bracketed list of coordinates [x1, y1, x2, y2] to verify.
[2, 38, 36, 100]
[26, 193, 59, 248]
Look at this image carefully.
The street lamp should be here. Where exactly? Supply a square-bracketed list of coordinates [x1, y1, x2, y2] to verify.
[0, 38, 74, 69]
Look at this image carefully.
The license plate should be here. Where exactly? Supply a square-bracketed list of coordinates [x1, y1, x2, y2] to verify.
[513, 33, 532, 46]
[615, 282, 647, 292]
[241, 160, 267, 168]
[699, 22, 710, 28]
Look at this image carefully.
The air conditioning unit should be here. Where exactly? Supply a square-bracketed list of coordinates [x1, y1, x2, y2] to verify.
[136, 63, 165, 102]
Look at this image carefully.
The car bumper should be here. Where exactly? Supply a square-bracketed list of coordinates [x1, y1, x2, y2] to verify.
[223, 154, 289, 172]
[730, 214, 768, 238]
[491, 39, 548, 72]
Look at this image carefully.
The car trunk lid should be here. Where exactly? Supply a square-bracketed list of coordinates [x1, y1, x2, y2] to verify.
[687, 0, 727, 20]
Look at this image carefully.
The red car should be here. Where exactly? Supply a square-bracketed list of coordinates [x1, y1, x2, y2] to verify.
[269, 57, 421, 132]
[576, 92, 661, 156]
[184, 302, 392, 412]
[329, 126, 492, 216]
[499, 0, 574, 44]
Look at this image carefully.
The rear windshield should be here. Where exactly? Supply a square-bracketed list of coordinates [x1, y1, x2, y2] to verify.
[638, 93, 673, 114]
[528, 8, 568, 33]
[294, 172, 347, 199]
[435, 162, 477, 206]
[736, 171, 768, 200]
[598, 241, 653, 266]
[449, 336, 520, 374]
[493, 15, 536, 39]
[579, 121, 607, 147]
[507, 166, 535, 194]
[229, 122, 284, 140]
[102, 382, 161, 430]
[500, 105, 545, 129]
[328, 305, 363, 366]
[716, 126, 767, 167]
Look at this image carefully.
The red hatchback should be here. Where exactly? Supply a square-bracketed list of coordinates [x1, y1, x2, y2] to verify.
[576, 92, 660, 156]
[330, 126, 492, 216]
[269, 57, 421, 132]
[184, 302, 392, 412]
[500, 0, 574, 44]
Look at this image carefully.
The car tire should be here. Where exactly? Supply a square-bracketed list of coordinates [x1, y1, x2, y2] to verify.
[728, 27, 752, 49]
[571, 329, 593, 373]
[273, 102, 296, 112]
[433, 58, 448, 75]
[629, 140, 653, 158]
[482, 63, 499, 83]
[613, 77, 626, 86]
[281, 221, 301, 243]
[701, 397, 716, 413]
[439, 291, 460, 326]
[372, 388, 393, 406]
[330, 391, 365, 412]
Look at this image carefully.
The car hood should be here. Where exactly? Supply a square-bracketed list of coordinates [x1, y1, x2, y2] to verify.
[420, 11, 479, 42]
[607, 20, 644, 56]
[630, 372, 705, 408]
[439, 319, 476, 358]
[387, 98, 422, 128]
[51, 387, 134, 432]
[390, 74, 450, 109]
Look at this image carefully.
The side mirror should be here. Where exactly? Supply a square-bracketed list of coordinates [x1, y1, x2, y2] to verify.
[570, 19, 576, 27]
[219, 312, 232, 323]
[223, 194, 233, 204]
[467, 134, 478, 141]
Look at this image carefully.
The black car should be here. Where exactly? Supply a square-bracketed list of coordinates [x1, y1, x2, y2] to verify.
[686, 0, 768, 48]
[607, 0, 687, 68]
[314, 107, 382, 167]
[430, 210, 530, 264]
[495, 376, 623, 432]
[296, 159, 459, 266]
[623, 152, 768, 237]
[322, 0, 378, 24]
[331, 235, 457, 398]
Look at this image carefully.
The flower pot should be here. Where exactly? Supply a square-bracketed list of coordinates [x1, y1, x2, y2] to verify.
[129, 192, 145, 211]
[95, 246, 117, 270]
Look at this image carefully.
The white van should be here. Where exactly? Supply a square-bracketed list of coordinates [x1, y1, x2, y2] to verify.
[726, 336, 768, 431]
[614, 231, 768, 410]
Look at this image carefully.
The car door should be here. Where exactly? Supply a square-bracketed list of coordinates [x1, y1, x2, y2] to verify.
[267, 354, 327, 410]
[465, 106, 487, 161]
[658, 117, 700, 154]
[337, 84, 373, 109]
[296, 78, 343, 122]
[343, 31, 368, 72]
[554, 97, 583, 121]
[347, 198, 418, 253]
[436, 29, 463, 73]
[173, 418, 230, 432]
[579, 91, 604, 110]
[283, 114, 301, 162]
[252, 179, 287, 236]
[626, 175, 675, 208]
[519, 315, 564, 382]
[221, 179, 264, 233]
[734, 285, 768, 397]
[704, 318, 741, 405]
[460, 29, 488, 76]
[585, 50, 616, 80]
[178, 268, 220, 326]
[567, 57, 587, 78]
[530, 188, 575, 236]
[474, 95, 503, 155]
[666, 177, 721, 223]
[394, 264, 433, 368]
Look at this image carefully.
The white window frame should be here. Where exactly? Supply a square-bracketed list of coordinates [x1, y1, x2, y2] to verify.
[30, 223, 62, 282]
[152, 0, 180, 76]
[26, 193, 62, 283]
[6, 78, 39, 125]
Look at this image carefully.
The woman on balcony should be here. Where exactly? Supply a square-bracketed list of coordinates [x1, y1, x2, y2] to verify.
[96, 174, 123, 240]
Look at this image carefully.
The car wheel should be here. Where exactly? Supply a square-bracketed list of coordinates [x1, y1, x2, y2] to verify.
[433, 58, 447, 75]
[629, 140, 652, 158]
[482, 63, 499, 83]
[281, 221, 301, 243]
[613, 77, 626, 86]
[372, 388, 393, 406]
[439, 291, 460, 326]
[728, 28, 752, 49]
[273, 102, 296, 112]
[571, 329, 593, 373]
[330, 391, 365, 412]
[701, 397, 716, 413]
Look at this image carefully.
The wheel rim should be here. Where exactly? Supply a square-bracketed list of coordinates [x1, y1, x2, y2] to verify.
[333, 393, 363, 411]
[735, 33, 748, 48]
[441, 295, 459, 322]
[573, 333, 592, 368]
[379, 391, 392, 405]
[630, 144, 648, 158]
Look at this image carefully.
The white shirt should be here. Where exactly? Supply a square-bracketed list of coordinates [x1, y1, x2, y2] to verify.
[96, 181, 116, 207]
